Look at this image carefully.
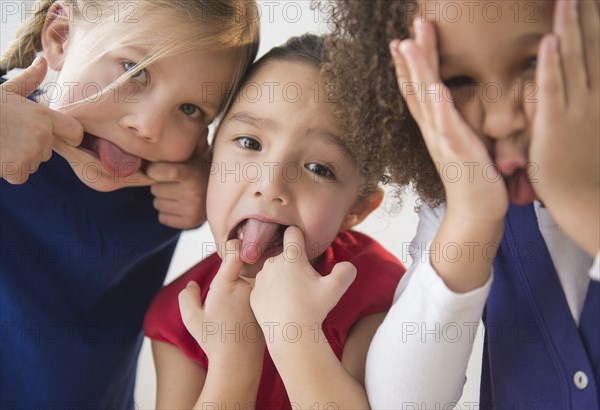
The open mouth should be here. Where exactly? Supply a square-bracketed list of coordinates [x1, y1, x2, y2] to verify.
[79, 132, 144, 178]
[228, 218, 288, 264]
[495, 160, 535, 206]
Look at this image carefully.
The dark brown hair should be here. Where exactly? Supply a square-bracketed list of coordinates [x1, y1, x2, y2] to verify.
[322, 0, 444, 207]
[226, 33, 388, 196]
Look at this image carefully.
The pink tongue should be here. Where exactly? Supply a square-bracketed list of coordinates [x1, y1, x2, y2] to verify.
[506, 168, 536, 205]
[97, 139, 142, 177]
[240, 219, 281, 264]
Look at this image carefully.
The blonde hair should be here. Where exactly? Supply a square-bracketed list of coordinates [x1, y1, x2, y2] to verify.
[1, 0, 259, 112]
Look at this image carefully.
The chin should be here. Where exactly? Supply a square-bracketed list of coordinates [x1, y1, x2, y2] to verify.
[56, 146, 153, 192]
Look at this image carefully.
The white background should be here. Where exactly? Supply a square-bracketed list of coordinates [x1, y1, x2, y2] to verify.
[1, 1, 481, 408]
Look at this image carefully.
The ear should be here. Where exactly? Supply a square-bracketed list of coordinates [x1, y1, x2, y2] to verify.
[40, 1, 72, 71]
[341, 187, 384, 230]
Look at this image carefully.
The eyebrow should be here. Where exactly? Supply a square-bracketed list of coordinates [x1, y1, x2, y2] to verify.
[228, 112, 277, 131]
[309, 129, 355, 163]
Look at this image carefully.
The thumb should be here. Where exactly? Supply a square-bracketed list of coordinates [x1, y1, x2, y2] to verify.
[4, 56, 48, 97]
[321, 261, 357, 307]
[178, 281, 204, 327]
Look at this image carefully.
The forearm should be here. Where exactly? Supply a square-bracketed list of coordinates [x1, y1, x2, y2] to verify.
[268, 330, 369, 409]
[366, 258, 491, 408]
[194, 358, 262, 409]
[432, 209, 503, 292]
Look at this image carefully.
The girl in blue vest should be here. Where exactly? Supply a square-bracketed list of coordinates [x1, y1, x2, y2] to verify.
[322, 0, 599, 408]
[0, 0, 258, 407]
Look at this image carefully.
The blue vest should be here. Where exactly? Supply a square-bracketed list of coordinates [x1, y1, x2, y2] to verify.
[1, 152, 180, 409]
[482, 204, 599, 409]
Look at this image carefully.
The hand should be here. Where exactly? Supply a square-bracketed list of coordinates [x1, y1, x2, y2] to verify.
[0, 56, 83, 184]
[390, 20, 509, 223]
[527, 0, 599, 255]
[147, 130, 210, 229]
[178, 240, 264, 364]
[250, 226, 357, 343]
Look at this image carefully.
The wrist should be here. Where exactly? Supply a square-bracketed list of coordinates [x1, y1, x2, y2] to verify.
[262, 321, 324, 357]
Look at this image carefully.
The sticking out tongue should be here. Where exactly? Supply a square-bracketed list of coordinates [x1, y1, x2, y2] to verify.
[505, 168, 536, 205]
[97, 138, 142, 177]
[240, 219, 282, 264]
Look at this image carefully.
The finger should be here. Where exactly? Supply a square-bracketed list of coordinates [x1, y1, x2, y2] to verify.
[157, 212, 204, 230]
[537, 34, 567, 111]
[554, 0, 587, 100]
[282, 226, 308, 262]
[214, 239, 244, 285]
[153, 196, 181, 213]
[399, 39, 461, 145]
[399, 37, 448, 125]
[150, 182, 182, 201]
[3, 56, 47, 97]
[146, 162, 187, 182]
[322, 261, 357, 307]
[414, 19, 439, 77]
[178, 281, 204, 327]
[390, 39, 423, 122]
[580, 0, 599, 89]
[50, 109, 84, 147]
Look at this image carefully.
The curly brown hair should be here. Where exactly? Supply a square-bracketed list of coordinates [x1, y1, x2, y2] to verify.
[322, 0, 444, 208]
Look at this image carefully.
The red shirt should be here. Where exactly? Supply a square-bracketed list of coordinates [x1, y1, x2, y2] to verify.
[144, 230, 405, 409]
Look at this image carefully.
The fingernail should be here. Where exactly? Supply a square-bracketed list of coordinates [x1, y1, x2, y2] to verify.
[32, 56, 43, 67]
[186, 281, 195, 288]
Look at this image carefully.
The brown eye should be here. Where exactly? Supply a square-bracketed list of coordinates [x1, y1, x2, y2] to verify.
[443, 76, 476, 88]
[235, 136, 261, 151]
[305, 163, 336, 180]
[525, 56, 537, 71]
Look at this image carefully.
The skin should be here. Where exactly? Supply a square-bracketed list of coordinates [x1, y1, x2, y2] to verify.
[154, 61, 383, 409]
[1, 1, 239, 228]
[390, 0, 599, 292]
[207, 61, 374, 277]
[43, 4, 237, 192]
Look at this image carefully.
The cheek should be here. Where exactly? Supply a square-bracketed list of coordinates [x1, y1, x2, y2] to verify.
[302, 205, 347, 260]
[159, 132, 199, 162]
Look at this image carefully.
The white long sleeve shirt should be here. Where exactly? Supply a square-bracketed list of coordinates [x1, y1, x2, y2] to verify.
[366, 201, 599, 409]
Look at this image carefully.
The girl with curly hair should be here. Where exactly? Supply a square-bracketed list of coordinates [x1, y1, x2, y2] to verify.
[323, 0, 599, 408]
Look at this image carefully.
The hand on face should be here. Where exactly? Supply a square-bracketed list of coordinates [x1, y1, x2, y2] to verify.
[178, 239, 265, 364]
[0, 56, 83, 184]
[390, 20, 509, 223]
[250, 226, 357, 345]
[527, 0, 599, 254]
[147, 129, 210, 229]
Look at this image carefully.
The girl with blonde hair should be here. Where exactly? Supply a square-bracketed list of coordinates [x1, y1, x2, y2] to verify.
[0, 0, 258, 407]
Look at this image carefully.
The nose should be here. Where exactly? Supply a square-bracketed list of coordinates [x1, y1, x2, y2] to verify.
[481, 88, 527, 141]
[118, 101, 165, 143]
[252, 162, 290, 205]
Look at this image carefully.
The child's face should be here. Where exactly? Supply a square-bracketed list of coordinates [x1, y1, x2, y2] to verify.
[207, 61, 366, 277]
[423, 0, 554, 201]
[44, 11, 238, 192]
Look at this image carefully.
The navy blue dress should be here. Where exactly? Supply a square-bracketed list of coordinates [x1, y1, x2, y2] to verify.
[0, 81, 180, 408]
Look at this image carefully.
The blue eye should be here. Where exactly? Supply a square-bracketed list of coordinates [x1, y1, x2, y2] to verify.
[235, 136, 261, 151]
[181, 103, 202, 119]
[305, 163, 336, 180]
[443, 76, 476, 88]
[123, 61, 148, 83]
